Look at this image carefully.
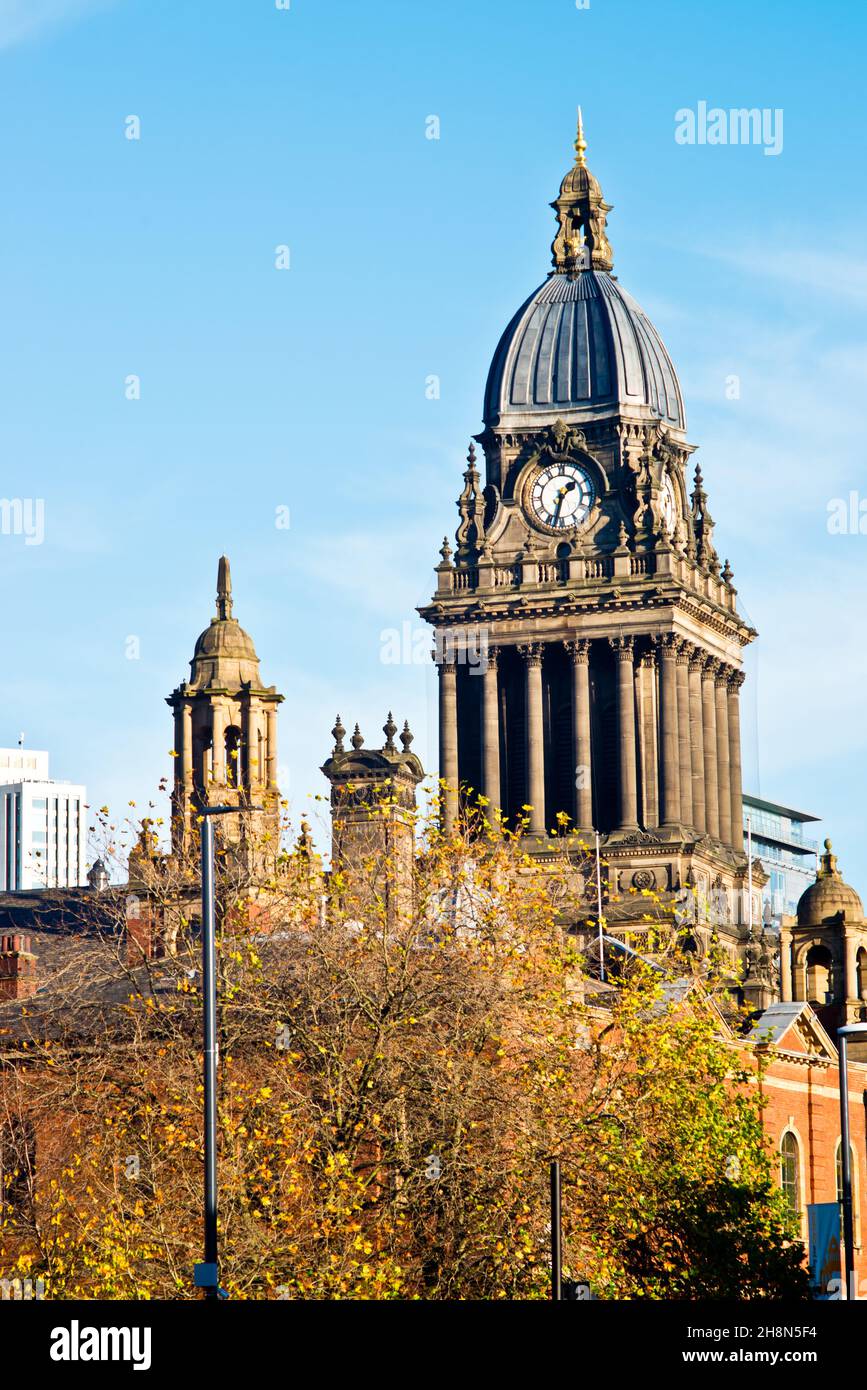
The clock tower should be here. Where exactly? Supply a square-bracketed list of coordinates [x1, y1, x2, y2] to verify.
[419, 114, 759, 957]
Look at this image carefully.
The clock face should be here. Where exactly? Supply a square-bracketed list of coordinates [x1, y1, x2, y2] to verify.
[529, 461, 595, 531]
[661, 473, 678, 535]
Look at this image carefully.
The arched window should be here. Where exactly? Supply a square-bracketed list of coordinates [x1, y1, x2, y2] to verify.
[806, 945, 833, 1005]
[225, 727, 242, 787]
[836, 1139, 861, 1249]
[780, 1131, 801, 1220]
[857, 948, 867, 1002]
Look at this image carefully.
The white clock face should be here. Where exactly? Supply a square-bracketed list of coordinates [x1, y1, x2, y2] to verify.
[661, 473, 678, 535]
[530, 462, 595, 531]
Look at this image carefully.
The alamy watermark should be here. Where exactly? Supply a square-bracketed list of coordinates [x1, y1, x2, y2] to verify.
[0, 1277, 44, 1299]
[827, 491, 867, 535]
[675, 102, 783, 157]
[380, 622, 490, 672]
[0, 498, 44, 546]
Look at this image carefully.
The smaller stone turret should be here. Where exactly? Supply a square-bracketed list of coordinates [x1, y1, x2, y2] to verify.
[781, 839, 867, 1046]
[321, 715, 424, 925]
[166, 556, 284, 870]
[550, 108, 614, 274]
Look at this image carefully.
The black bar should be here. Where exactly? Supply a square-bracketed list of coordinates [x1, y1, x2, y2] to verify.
[550, 1159, 562, 1301]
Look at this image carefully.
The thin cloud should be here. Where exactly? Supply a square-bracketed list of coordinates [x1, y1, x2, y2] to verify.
[698, 241, 867, 308]
[0, 0, 116, 51]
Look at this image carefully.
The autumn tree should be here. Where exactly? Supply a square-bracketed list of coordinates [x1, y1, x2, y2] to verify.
[0, 796, 808, 1300]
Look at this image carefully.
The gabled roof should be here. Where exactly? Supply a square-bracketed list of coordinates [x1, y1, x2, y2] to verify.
[749, 1000, 838, 1062]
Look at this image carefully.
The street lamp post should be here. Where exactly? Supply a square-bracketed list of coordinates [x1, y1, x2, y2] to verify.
[837, 1023, 867, 1301]
[193, 804, 259, 1301]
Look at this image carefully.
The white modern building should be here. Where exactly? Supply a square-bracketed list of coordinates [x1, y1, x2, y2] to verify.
[0, 749, 87, 891]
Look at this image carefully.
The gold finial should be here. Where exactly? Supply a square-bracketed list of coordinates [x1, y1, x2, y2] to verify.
[574, 105, 587, 167]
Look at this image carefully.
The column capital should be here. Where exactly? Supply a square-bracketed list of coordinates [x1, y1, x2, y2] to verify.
[609, 635, 635, 660]
[484, 644, 500, 672]
[638, 648, 656, 671]
[434, 644, 457, 671]
[656, 632, 680, 661]
[688, 644, 707, 672]
[714, 661, 732, 688]
[564, 637, 591, 664]
[726, 668, 746, 692]
[675, 638, 693, 665]
[518, 641, 544, 667]
[702, 653, 721, 679]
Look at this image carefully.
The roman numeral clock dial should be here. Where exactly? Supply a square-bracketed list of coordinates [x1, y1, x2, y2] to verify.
[528, 462, 595, 532]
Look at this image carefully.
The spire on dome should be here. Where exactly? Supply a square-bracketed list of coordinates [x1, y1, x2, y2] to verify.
[574, 106, 587, 167]
[216, 555, 233, 620]
[551, 107, 613, 275]
[818, 838, 840, 879]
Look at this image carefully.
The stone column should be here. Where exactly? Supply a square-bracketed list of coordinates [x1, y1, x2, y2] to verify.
[181, 703, 193, 789]
[701, 659, 720, 840]
[266, 706, 278, 789]
[638, 650, 659, 831]
[726, 670, 746, 854]
[610, 636, 638, 831]
[480, 646, 500, 822]
[688, 648, 706, 834]
[657, 635, 681, 827]
[844, 932, 859, 1020]
[779, 923, 793, 1002]
[792, 946, 807, 1003]
[715, 667, 732, 848]
[565, 638, 593, 831]
[676, 641, 693, 829]
[211, 705, 226, 787]
[245, 706, 261, 787]
[519, 643, 546, 836]
[437, 653, 459, 833]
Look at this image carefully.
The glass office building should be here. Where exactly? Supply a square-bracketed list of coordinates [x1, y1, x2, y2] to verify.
[742, 793, 820, 927]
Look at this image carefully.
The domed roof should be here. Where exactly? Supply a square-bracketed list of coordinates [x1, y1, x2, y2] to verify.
[483, 271, 685, 430]
[188, 556, 263, 690]
[483, 111, 685, 432]
[797, 840, 864, 926]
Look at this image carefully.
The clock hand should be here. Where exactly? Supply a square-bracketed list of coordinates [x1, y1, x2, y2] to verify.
[552, 479, 578, 526]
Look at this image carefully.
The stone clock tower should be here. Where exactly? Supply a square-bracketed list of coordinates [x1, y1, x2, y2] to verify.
[419, 114, 759, 953]
[166, 557, 284, 872]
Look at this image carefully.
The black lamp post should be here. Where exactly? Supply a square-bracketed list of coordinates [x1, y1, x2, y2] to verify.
[837, 1023, 867, 1301]
[193, 804, 259, 1301]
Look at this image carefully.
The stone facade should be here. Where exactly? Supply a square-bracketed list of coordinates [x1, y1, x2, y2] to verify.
[165, 555, 284, 877]
[419, 117, 761, 969]
[321, 714, 424, 926]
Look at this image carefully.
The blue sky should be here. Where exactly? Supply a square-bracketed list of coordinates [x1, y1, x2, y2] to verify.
[1, 0, 865, 884]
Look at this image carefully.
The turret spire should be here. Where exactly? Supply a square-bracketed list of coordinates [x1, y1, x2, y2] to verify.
[216, 554, 233, 620]
[551, 107, 613, 275]
[574, 105, 587, 167]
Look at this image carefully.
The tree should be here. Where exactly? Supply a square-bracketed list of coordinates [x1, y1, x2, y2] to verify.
[0, 795, 809, 1300]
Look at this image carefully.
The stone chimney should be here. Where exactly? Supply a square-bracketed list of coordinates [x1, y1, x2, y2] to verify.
[0, 934, 37, 1001]
[125, 896, 167, 965]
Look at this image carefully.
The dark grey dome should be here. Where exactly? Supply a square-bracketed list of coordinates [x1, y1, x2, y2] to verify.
[483, 271, 685, 431]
